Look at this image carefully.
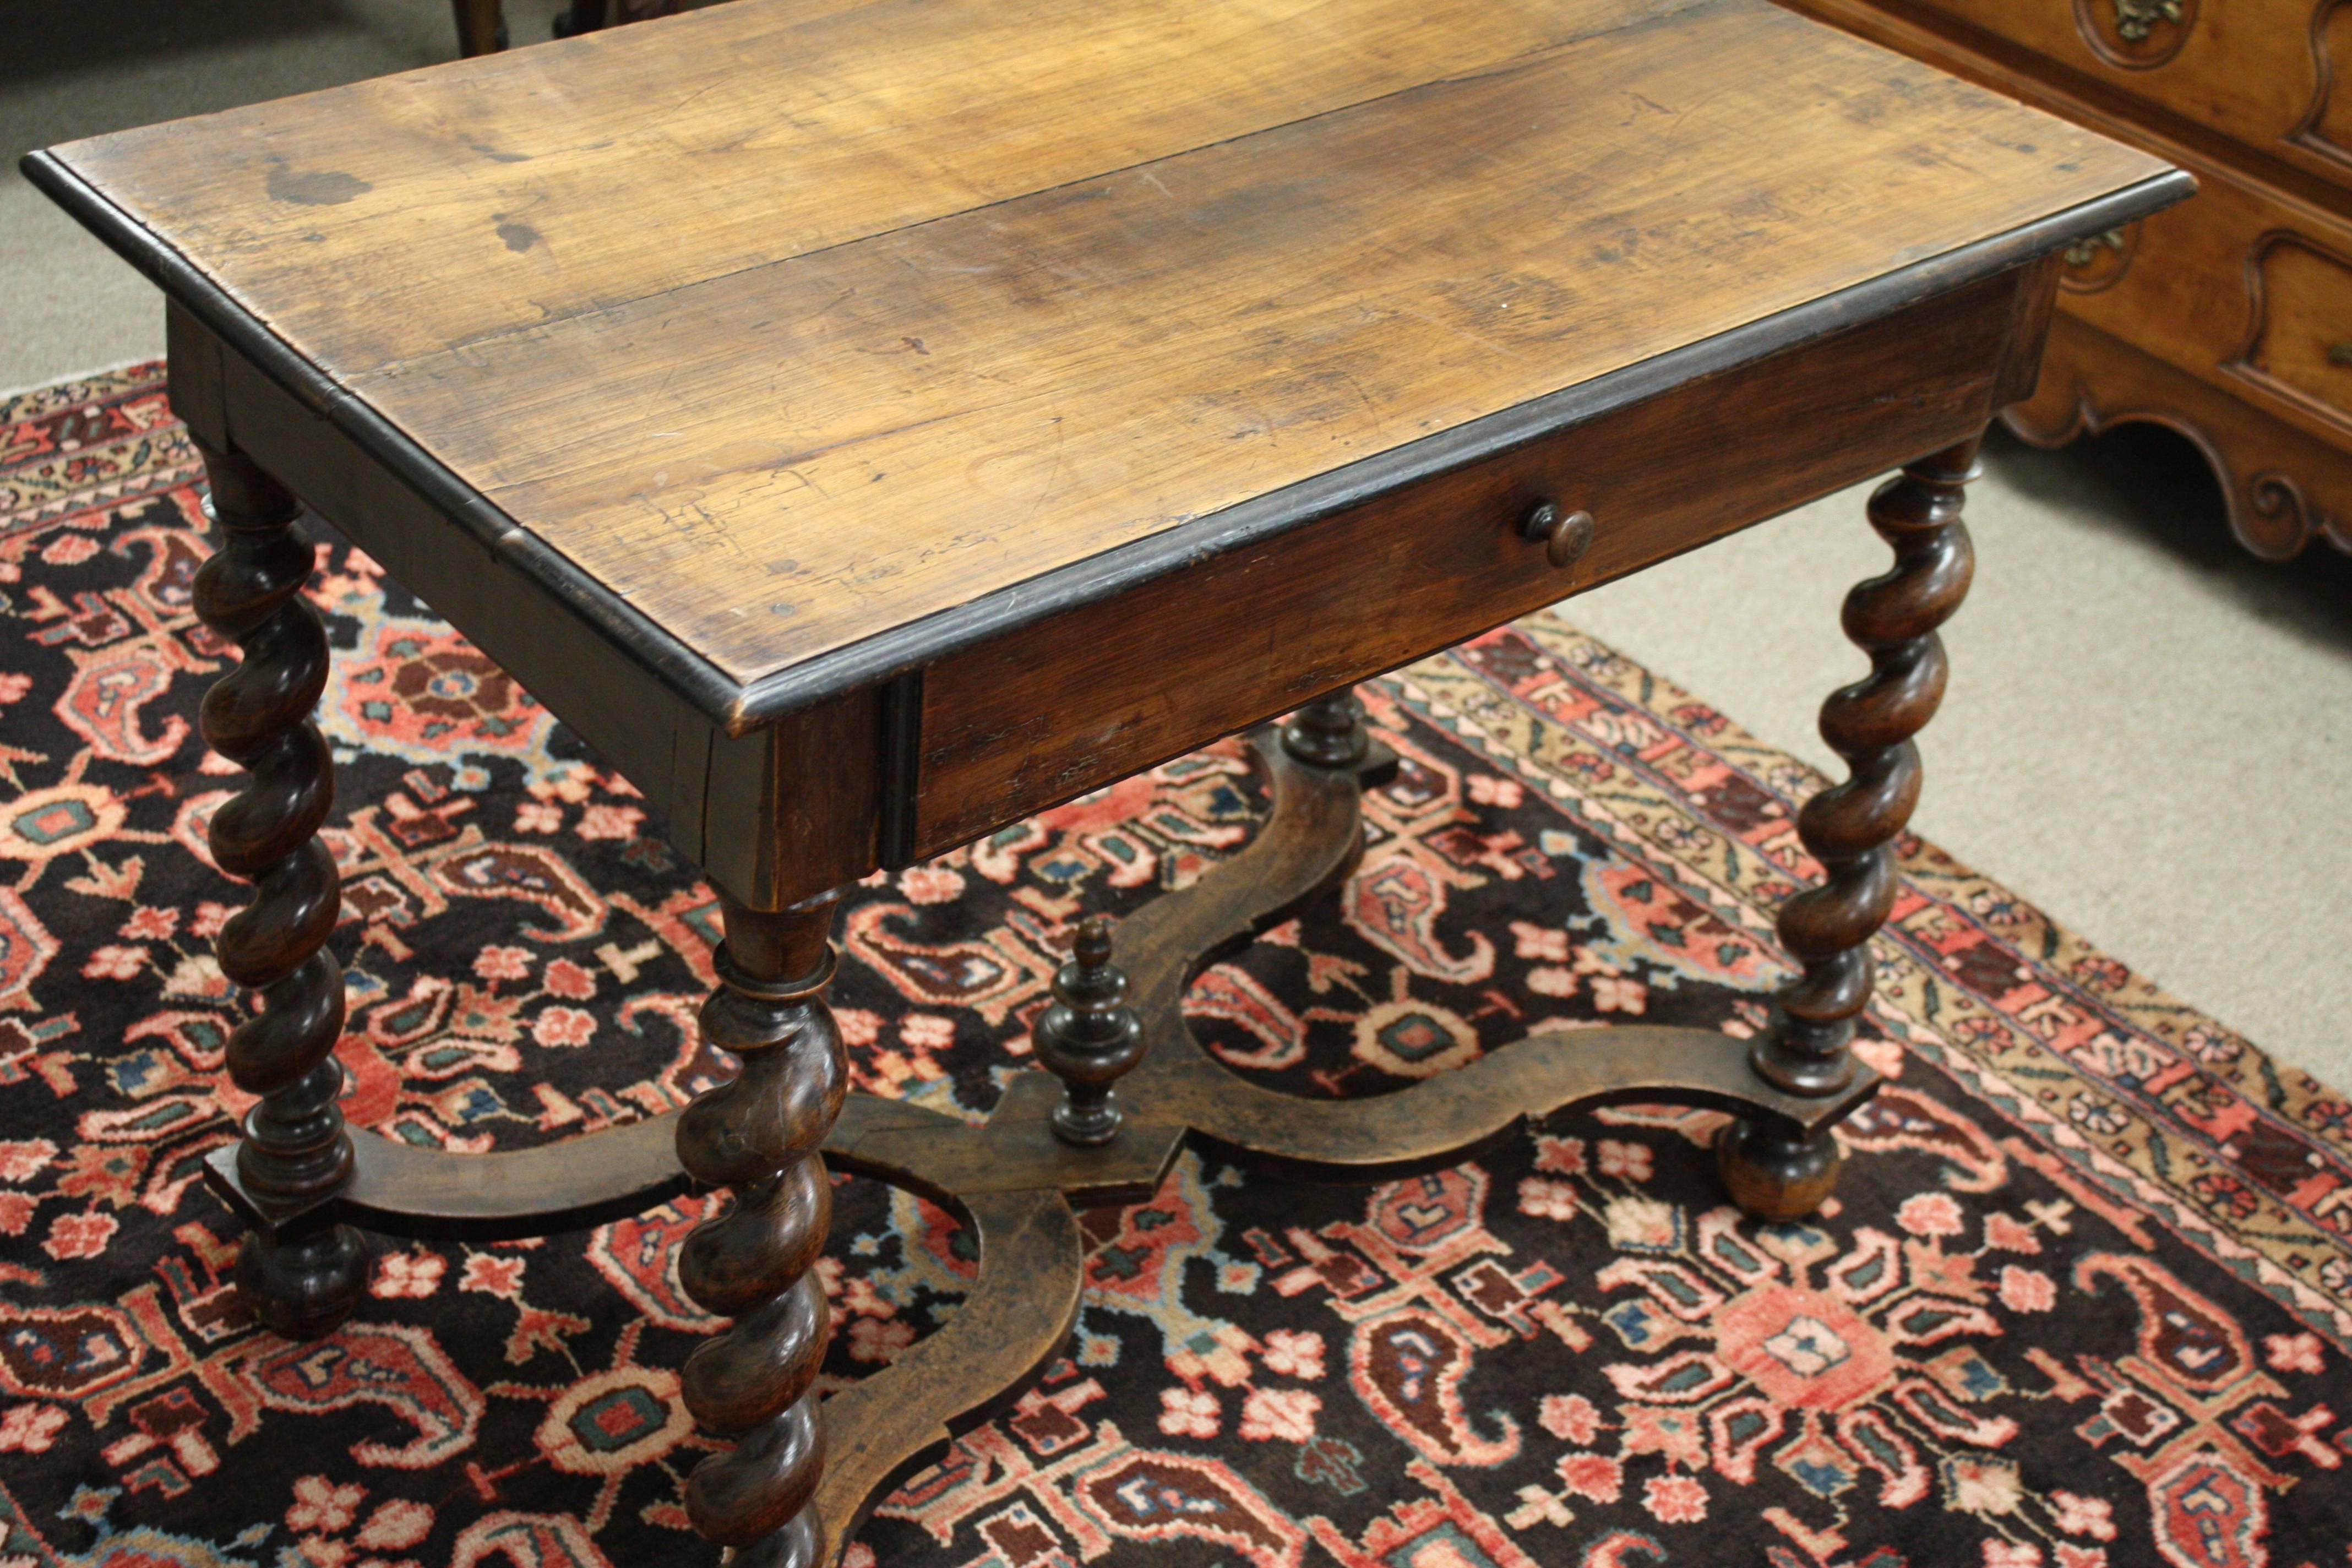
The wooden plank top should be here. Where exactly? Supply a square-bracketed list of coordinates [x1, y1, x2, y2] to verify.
[32, 0, 2179, 720]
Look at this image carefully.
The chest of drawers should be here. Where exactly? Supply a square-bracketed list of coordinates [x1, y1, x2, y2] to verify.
[1784, 0, 2352, 559]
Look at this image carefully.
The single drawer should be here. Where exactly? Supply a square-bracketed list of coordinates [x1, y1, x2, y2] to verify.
[910, 266, 2044, 856]
[1872, 0, 2351, 197]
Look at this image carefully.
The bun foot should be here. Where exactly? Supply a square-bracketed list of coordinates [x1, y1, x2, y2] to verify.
[1716, 1118, 1842, 1222]
[236, 1222, 369, 1340]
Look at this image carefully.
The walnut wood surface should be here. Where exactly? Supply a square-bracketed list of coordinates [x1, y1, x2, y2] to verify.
[154, 229, 2090, 909]
[197, 718, 1879, 1559]
[165, 305, 892, 912]
[1032, 917, 1148, 1146]
[2066, 159, 2352, 460]
[1794, 0, 2352, 458]
[47, 0, 2166, 690]
[1720, 437, 1981, 1219]
[1877, 0, 2352, 199]
[450, 0, 504, 56]
[1758, 438, 1979, 1094]
[1114, 726, 1876, 1180]
[809, 1186, 1083, 1552]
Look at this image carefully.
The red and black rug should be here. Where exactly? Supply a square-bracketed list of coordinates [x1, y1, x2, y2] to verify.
[3, 364, 2348, 1568]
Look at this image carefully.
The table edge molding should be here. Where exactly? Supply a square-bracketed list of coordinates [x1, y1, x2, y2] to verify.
[726, 169, 2186, 721]
[23, 148, 2190, 736]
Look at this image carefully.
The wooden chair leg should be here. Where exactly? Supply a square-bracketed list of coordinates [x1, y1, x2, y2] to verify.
[1719, 434, 1981, 1221]
[551, 0, 612, 38]
[192, 443, 368, 1338]
[450, 0, 507, 56]
[675, 890, 847, 1568]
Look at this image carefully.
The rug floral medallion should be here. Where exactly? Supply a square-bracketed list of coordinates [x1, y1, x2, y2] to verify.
[2, 366, 2348, 1568]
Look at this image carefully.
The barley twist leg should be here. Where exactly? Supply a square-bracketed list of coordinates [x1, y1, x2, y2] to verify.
[677, 891, 848, 1567]
[193, 443, 367, 1338]
[1720, 436, 1979, 1220]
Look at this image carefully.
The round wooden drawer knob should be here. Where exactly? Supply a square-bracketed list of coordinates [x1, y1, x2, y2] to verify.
[1522, 500, 1596, 569]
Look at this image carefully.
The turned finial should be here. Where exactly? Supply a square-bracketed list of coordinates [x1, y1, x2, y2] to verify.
[1035, 915, 1147, 1146]
[1282, 688, 1371, 768]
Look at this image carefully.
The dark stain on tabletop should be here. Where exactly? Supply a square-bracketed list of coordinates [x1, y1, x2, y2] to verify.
[265, 161, 373, 206]
[497, 221, 541, 253]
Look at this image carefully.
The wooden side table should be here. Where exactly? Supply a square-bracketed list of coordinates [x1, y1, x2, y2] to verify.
[24, 1, 2187, 1561]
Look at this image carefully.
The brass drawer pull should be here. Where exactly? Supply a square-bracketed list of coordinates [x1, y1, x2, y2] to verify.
[1522, 500, 1596, 569]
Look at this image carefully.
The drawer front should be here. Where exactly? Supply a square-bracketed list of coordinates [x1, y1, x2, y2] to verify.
[1883, 0, 2350, 194]
[910, 268, 2041, 856]
[2236, 233, 2352, 428]
[2052, 154, 2352, 442]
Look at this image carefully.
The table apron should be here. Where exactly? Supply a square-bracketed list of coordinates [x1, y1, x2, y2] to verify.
[910, 260, 2052, 859]
[167, 258, 2053, 907]
[167, 302, 888, 909]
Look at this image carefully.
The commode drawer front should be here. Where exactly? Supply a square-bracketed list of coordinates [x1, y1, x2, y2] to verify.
[2234, 235, 2352, 431]
[2052, 155, 2352, 443]
[1883, 0, 2352, 195]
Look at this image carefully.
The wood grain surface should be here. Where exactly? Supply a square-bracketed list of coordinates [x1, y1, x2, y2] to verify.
[52, 0, 2168, 688]
[1834, 0, 2352, 202]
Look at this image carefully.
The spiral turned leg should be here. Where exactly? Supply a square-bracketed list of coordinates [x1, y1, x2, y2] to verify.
[1721, 436, 1980, 1221]
[193, 443, 367, 1339]
[677, 891, 849, 1568]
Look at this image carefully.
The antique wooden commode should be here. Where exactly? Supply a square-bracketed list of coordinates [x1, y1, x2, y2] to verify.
[25, 1, 2186, 1561]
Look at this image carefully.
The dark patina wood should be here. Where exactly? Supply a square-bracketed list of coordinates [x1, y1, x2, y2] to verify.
[25, 0, 2181, 728]
[449, 0, 504, 55]
[673, 893, 848, 1568]
[1280, 687, 1381, 770]
[192, 443, 369, 1339]
[1115, 724, 1875, 1180]
[1718, 438, 1983, 1220]
[200, 723, 1875, 1545]
[911, 270, 2037, 863]
[1032, 917, 1148, 1146]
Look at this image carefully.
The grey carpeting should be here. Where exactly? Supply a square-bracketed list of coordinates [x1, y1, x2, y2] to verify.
[8, 2, 2348, 1086]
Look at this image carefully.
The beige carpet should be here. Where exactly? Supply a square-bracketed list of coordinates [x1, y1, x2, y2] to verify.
[1571, 428, 2352, 1087]
[9, 1, 2348, 1086]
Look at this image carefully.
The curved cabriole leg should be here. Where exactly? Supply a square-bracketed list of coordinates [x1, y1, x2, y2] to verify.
[677, 891, 849, 1568]
[193, 443, 367, 1339]
[1721, 435, 1980, 1221]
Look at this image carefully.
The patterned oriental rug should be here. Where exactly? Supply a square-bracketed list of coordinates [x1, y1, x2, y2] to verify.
[2, 364, 2349, 1568]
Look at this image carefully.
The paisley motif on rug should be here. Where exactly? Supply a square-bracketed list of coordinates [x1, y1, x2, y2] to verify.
[3, 366, 2348, 1568]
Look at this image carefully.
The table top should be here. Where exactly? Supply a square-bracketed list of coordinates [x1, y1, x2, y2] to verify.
[34, 0, 2175, 716]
